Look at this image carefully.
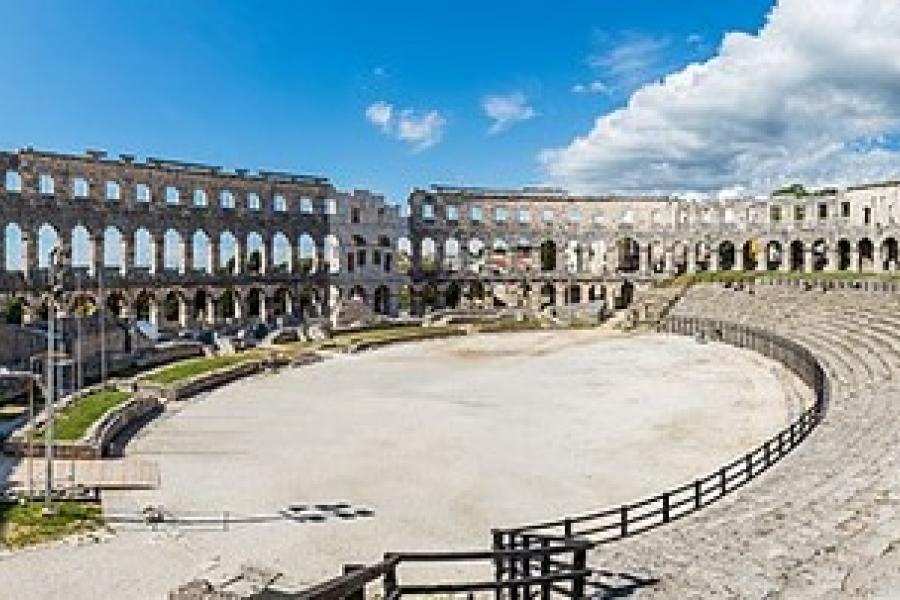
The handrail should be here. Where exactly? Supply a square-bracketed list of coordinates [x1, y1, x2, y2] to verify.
[496, 316, 829, 547]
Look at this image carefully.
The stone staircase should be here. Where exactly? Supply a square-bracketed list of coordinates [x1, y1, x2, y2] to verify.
[591, 282, 900, 599]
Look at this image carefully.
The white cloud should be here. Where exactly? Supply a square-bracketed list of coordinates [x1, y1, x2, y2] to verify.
[396, 109, 446, 150]
[365, 101, 445, 151]
[572, 80, 610, 95]
[365, 101, 393, 132]
[541, 0, 900, 196]
[482, 92, 537, 134]
[589, 32, 672, 91]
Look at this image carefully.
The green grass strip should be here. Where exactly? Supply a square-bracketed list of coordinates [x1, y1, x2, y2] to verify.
[0, 501, 102, 548]
[142, 354, 256, 385]
[52, 389, 131, 441]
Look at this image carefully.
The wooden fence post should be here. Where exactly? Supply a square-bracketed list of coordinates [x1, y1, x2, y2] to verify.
[572, 546, 587, 599]
[342, 564, 365, 600]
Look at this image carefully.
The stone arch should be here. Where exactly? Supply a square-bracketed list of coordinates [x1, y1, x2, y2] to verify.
[5, 223, 24, 272]
[616, 237, 640, 273]
[373, 285, 392, 315]
[192, 230, 212, 273]
[717, 240, 736, 271]
[106, 291, 126, 318]
[273, 287, 291, 317]
[695, 241, 711, 272]
[444, 237, 461, 272]
[445, 281, 461, 309]
[104, 225, 123, 270]
[246, 232, 265, 274]
[540, 282, 555, 308]
[247, 288, 265, 319]
[811, 239, 828, 272]
[164, 229, 185, 273]
[135, 291, 155, 322]
[467, 238, 485, 273]
[37, 223, 60, 270]
[193, 289, 210, 322]
[567, 284, 582, 305]
[881, 237, 899, 271]
[789, 240, 805, 272]
[163, 290, 185, 326]
[272, 232, 291, 273]
[858, 238, 874, 272]
[420, 237, 437, 272]
[540, 240, 557, 272]
[219, 231, 238, 274]
[837, 239, 852, 271]
[134, 228, 153, 271]
[219, 288, 237, 321]
[71, 225, 92, 271]
[742, 240, 759, 271]
[349, 285, 367, 303]
[396, 237, 412, 274]
[765, 240, 783, 271]
[298, 233, 316, 274]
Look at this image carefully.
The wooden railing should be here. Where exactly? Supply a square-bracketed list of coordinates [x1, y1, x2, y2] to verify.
[496, 316, 829, 547]
[298, 541, 593, 599]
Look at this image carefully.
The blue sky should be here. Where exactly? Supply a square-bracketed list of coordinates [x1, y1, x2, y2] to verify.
[0, 0, 777, 203]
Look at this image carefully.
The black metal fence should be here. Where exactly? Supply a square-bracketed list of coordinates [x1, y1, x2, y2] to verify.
[495, 316, 830, 547]
[298, 540, 593, 599]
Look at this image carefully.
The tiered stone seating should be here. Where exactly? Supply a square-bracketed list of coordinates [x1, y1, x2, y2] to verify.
[593, 282, 900, 599]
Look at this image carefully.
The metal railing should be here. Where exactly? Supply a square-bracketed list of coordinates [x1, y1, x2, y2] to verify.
[496, 316, 829, 547]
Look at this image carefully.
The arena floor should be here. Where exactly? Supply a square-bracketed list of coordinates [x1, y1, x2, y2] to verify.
[0, 330, 809, 599]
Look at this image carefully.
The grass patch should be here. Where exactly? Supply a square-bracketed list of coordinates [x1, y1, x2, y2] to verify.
[51, 390, 131, 441]
[0, 501, 102, 548]
[142, 354, 257, 385]
[475, 318, 546, 333]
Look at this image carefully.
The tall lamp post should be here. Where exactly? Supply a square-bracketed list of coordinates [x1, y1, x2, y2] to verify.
[43, 244, 69, 516]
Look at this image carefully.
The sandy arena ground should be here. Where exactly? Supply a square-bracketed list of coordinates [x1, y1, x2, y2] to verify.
[0, 330, 808, 598]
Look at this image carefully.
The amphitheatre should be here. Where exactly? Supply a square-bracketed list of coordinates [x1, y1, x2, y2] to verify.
[2, 146, 900, 599]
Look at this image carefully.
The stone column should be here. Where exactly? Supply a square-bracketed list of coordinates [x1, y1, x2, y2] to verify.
[208, 236, 220, 275]
[709, 250, 719, 273]
[735, 247, 745, 271]
[825, 247, 837, 272]
[121, 234, 134, 276]
[872, 244, 882, 273]
[639, 245, 650, 275]
[178, 296, 188, 328]
[850, 248, 860, 273]
[206, 294, 216, 325]
[555, 284, 566, 307]
[149, 297, 159, 326]
[153, 236, 165, 275]
[89, 233, 103, 278]
[664, 250, 674, 274]
[182, 233, 193, 274]
[686, 249, 697, 274]
[803, 247, 813, 273]
[780, 246, 791, 272]
[756, 242, 766, 272]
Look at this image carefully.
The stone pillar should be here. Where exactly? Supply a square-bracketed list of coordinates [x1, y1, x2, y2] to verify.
[664, 250, 674, 275]
[825, 247, 837, 272]
[756, 242, 766, 272]
[209, 236, 220, 275]
[735, 247, 745, 271]
[555, 284, 566, 307]
[803, 247, 813, 273]
[234, 240, 244, 275]
[850, 248, 860, 273]
[149, 298, 159, 326]
[121, 234, 134, 276]
[153, 236, 165, 275]
[709, 250, 719, 273]
[89, 233, 103, 278]
[780, 246, 791, 272]
[183, 233, 193, 274]
[639, 245, 650, 275]
[686, 249, 697, 274]
[259, 293, 269, 323]
[262, 239, 272, 275]
[206, 294, 216, 325]
[178, 296, 188, 328]
[872, 244, 882, 273]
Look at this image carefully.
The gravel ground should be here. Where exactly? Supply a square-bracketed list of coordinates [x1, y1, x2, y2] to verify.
[0, 330, 803, 599]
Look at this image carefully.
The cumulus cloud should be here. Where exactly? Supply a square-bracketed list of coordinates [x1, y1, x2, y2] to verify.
[365, 101, 446, 150]
[482, 92, 537, 134]
[541, 0, 900, 196]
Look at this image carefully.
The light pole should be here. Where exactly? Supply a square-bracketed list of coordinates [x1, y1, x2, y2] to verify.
[43, 244, 69, 516]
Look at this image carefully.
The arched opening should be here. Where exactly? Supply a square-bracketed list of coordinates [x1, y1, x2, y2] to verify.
[695, 241, 711, 272]
[671, 242, 688, 274]
[272, 232, 291, 273]
[445, 282, 461, 309]
[540, 240, 557, 272]
[617, 280, 635, 308]
[70, 225, 92, 273]
[192, 231, 212, 273]
[397, 237, 412, 274]
[135, 292, 154, 322]
[742, 240, 758, 271]
[104, 226, 123, 271]
[349, 285, 367, 304]
[298, 234, 316, 274]
[220, 289, 236, 321]
[420, 238, 437, 272]
[490, 239, 509, 275]
[373, 286, 391, 315]
[5, 297, 25, 324]
[37, 223, 60, 270]
[567, 285, 582, 305]
[246, 232, 264, 274]
[858, 238, 874, 272]
[164, 229, 184, 273]
[812, 239, 827, 272]
[540, 283, 555, 308]
[837, 239, 852, 271]
[881, 237, 899, 272]
[5, 223, 24, 272]
[467, 238, 485, 274]
[789, 240, 805, 272]
[444, 238, 461, 273]
[717, 241, 736, 271]
[617, 237, 640, 273]
[247, 288, 265, 319]
[193, 290, 209, 322]
[273, 288, 291, 317]
[219, 231, 238, 274]
[765, 241, 783, 271]
[134, 228, 153, 272]
[421, 284, 438, 312]
[106, 292, 124, 318]
[163, 291, 183, 325]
